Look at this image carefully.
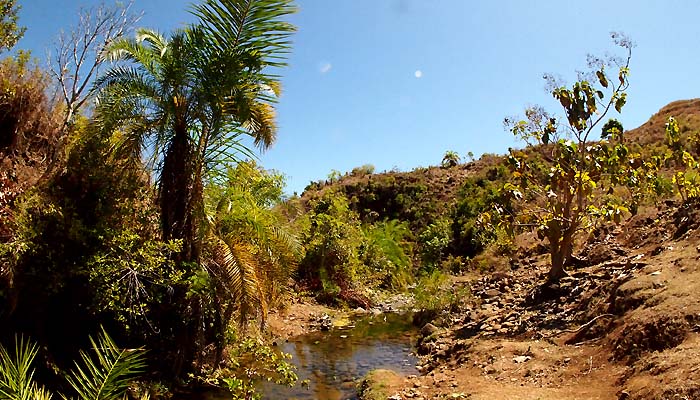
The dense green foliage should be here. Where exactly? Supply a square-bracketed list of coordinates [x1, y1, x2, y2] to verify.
[1, 0, 301, 396]
[299, 192, 367, 305]
[451, 166, 510, 258]
[360, 219, 414, 290]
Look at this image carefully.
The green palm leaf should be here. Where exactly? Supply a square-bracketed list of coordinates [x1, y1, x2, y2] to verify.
[0, 336, 41, 400]
[62, 328, 146, 400]
[210, 234, 268, 325]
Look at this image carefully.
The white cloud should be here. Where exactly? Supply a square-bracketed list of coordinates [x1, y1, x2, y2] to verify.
[319, 62, 332, 74]
[414, 69, 423, 78]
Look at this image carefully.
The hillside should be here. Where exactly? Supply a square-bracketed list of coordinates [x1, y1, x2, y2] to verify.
[301, 154, 503, 221]
[295, 100, 700, 399]
[626, 98, 700, 145]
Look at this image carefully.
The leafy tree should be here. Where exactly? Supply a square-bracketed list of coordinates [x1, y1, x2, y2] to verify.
[299, 192, 368, 306]
[92, 0, 296, 377]
[441, 150, 460, 168]
[0, 54, 63, 314]
[501, 33, 640, 282]
[0, 0, 24, 54]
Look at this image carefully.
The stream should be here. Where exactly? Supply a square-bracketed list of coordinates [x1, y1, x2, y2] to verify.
[197, 312, 419, 400]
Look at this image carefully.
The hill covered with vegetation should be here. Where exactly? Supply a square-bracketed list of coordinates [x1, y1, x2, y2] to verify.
[3, 0, 700, 398]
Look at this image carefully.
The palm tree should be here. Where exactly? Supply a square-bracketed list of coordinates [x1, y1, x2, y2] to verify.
[92, 0, 296, 376]
[441, 150, 460, 168]
[94, 0, 296, 264]
[203, 162, 300, 363]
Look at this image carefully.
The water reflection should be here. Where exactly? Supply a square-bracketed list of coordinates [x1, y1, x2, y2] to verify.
[193, 313, 418, 400]
[260, 312, 418, 399]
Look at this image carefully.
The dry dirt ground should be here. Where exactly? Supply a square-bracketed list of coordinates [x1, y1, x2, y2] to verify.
[386, 201, 700, 400]
[269, 200, 700, 400]
[266, 298, 338, 339]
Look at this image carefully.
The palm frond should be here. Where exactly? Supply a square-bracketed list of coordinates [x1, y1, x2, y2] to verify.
[210, 235, 268, 325]
[191, 0, 296, 67]
[62, 328, 146, 400]
[0, 336, 39, 400]
[245, 101, 276, 150]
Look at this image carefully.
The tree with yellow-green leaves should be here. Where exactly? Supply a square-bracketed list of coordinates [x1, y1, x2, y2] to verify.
[0, 0, 24, 54]
[499, 33, 649, 283]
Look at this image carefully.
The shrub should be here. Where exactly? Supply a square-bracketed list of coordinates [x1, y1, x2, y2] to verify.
[361, 220, 414, 290]
[418, 218, 452, 270]
[351, 164, 375, 176]
[413, 269, 469, 314]
[299, 192, 367, 305]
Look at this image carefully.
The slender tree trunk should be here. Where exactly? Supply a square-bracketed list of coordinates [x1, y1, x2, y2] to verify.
[548, 242, 566, 282]
[547, 218, 567, 283]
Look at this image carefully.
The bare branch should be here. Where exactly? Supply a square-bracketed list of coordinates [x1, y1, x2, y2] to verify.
[48, 0, 142, 129]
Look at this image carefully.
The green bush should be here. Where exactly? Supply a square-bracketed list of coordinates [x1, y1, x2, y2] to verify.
[299, 192, 366, 303]
[360, 220, 414, 290]
[413, 270, 469, 314]
[418, 218, 451, 270]
[451, 168, 510, 258]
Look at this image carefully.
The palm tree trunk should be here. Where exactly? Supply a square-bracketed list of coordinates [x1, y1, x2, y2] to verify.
[160, 124, 197, 263]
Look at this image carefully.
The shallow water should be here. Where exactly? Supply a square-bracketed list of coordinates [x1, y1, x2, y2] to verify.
[197, 312, 418, 400]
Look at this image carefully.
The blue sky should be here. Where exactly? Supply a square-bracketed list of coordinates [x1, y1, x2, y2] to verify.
[17, 0, 700, 194]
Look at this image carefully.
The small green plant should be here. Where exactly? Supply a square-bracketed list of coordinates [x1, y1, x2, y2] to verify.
[327, 169, 343, 183]
[0, 328, 146, 400]
[195, 337, 297, 400]
[666, 117, 700, 201]
[413, 270, 469, 313]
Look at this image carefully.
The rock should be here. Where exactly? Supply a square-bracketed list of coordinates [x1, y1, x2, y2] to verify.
[421, 323, 439, 337]
[484, 365, 497, 374]
[484, 288, 501, 298]
[358, 369, 404, 400]
[513, 355, 531, 363]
